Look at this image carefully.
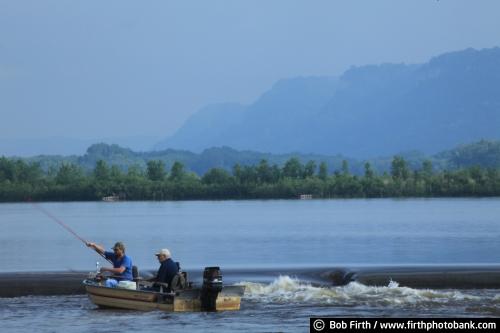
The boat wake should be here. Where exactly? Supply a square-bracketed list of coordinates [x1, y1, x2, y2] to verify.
[237, 276, 495, 307]
[2, 265, 500, 298]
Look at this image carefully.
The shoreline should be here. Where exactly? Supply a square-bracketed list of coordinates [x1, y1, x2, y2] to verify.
[1, 196, 500, 204]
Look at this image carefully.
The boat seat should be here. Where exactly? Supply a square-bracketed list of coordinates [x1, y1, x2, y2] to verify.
[132, 265, 143, 282]
[171, 273, 187, 291]
[151, 277, 185, 293]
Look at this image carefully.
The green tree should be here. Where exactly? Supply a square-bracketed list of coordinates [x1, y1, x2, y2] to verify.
[0, 159, 43, 184]
[257, 159, 273, 183]
[391, 156, 410, 180]
[364, 162, 374, 178]
[283, 158, 303, 179]
[17, 160, 43, 184]
[422, 160, 433, 177]
[55, 163, 84, 185]
[270, 164, 282, 183]
[110, 165, 123, 181]
[202, 168, 232, 185]
[93, 160, 110, 181]
[147, 160, 166, 181]
[126, 164, 143, 179]
[303, 160, 316, 178]
[232, 163, 242, 183]
[0, 157, 15, 182]
[239, 165, 258, 184]
[318, 162, 328, 181]
[169, 161, 185, 181]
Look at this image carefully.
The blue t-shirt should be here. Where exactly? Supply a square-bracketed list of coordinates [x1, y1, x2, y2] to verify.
[104, 251, 133, 281]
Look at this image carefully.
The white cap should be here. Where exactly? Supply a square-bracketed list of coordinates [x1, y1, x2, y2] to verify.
[155, 248, 171, 258]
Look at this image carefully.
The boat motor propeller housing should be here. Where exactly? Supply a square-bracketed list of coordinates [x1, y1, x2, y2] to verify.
[200, 266, 223, 311]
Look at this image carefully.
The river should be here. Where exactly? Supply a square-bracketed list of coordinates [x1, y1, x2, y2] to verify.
[1, 198, 499, 332]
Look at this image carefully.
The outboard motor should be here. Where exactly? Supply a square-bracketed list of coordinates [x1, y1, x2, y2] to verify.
[200, 266, 223, 311]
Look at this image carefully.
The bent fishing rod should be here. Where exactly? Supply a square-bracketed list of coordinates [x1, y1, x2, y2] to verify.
[30, 201, 113, 265]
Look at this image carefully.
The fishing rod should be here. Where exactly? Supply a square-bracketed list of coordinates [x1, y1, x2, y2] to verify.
[30, 201, 113, 265]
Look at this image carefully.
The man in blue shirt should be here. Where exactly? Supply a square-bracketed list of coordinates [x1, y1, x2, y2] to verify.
[149, 248, 179, 292]
[86, 241, 133, 288]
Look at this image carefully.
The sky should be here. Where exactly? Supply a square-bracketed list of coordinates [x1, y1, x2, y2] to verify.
[1, 0, 500, 154]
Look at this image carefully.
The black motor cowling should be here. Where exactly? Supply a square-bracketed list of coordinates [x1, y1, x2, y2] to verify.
[200, 266, 223, 311]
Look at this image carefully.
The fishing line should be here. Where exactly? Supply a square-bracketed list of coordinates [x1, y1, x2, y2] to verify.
[30, 201, 113, 264]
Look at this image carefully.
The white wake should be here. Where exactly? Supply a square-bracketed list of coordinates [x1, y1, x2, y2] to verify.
[237, 276, 484, 306]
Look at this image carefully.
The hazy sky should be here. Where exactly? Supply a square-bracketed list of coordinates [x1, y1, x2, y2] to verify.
[1, 0, 500, 143]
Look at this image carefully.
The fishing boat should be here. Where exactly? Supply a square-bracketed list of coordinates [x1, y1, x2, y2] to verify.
[31, 204, 245, 311]
[102, 195, 119, 202]
[83, 266, 245, 312]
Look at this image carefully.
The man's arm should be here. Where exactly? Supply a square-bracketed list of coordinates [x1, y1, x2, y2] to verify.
[101, 266, 126, 274]
[86, 242, 105, 255]
[147, 263, 163, 282]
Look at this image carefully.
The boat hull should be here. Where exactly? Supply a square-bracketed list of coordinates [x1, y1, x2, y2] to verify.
[84, 280, 244, 312]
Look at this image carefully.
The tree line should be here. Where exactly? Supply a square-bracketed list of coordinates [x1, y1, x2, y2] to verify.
[0, 156, 499, 202]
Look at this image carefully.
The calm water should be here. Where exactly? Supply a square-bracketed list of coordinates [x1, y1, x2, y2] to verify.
[1, 198, 500, 332]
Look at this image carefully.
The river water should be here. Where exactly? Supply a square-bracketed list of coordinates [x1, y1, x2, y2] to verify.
[1, 198, 500, 332]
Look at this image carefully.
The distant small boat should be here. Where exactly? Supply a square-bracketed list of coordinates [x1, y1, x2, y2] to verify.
[102, 195, 119, 202]
[299, 194, 313, 200]
[83, 267, 244, 312]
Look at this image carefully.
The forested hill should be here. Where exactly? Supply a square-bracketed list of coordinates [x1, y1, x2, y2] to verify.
[2, 140, 500, 202]
[156, 47, 500, 157]
[19, 140, 500, 176]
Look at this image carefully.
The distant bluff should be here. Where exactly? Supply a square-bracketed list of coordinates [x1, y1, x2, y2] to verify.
[155, 47, 500, 158]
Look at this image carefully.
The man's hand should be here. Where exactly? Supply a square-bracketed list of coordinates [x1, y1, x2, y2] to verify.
[86, 242, 104, 254]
